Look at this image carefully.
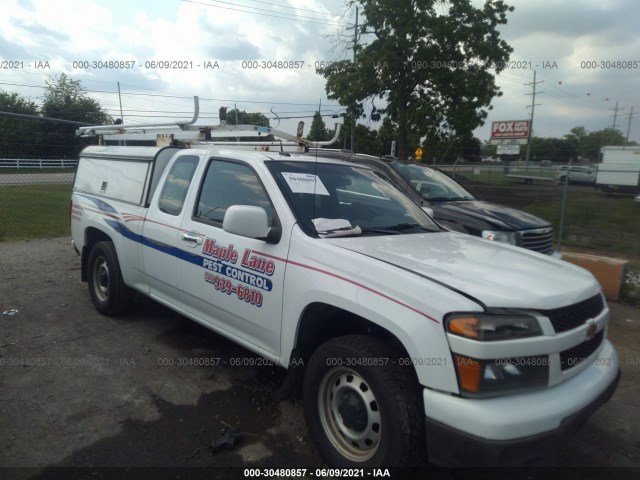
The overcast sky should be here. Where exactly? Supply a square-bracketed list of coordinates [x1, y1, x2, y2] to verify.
[1, 0, 638, 145]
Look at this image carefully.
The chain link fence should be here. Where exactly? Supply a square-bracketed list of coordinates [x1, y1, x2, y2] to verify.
[0, 159, 76, 241]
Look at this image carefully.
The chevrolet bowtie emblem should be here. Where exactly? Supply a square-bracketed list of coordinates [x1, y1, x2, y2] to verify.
[586, 322, 598, 340]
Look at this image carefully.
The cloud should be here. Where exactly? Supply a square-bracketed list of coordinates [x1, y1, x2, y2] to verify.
[0, 0, 636, 142]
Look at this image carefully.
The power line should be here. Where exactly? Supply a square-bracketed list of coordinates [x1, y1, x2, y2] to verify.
[243, 0, 335, 17]
[0, 80, 343, 107]
[181, 0, 345, 27]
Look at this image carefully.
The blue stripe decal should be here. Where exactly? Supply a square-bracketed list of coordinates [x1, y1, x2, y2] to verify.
[103, 219, 273, 291]
[77, 194, 120, 215]
[104, 219, 202, 267]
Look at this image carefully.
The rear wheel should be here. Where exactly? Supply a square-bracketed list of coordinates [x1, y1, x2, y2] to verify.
[87, 241, 133, 315]
[303, 335, 424, 467]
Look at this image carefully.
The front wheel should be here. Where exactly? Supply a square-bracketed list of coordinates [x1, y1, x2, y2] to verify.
[303, 335, 424, 468]
[87, 241, 133, 315]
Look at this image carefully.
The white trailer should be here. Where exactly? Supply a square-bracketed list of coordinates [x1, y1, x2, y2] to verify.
[596, 146, 640, 193]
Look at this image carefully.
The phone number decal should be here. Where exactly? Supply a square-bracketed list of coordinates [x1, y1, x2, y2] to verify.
[204, 272, 264, 307]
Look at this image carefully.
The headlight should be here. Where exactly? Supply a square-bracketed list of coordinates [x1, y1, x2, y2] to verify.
[446, 313, 542, 341]
[482, 230, 516, 245]
[446, 313, 547, 396]
[453, 354, 549, 397]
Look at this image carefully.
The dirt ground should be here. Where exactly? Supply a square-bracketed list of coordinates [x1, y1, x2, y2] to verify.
[0, 237, 639, 479]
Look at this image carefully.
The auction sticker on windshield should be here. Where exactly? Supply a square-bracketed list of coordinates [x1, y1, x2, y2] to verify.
[281, 172, 329, 195]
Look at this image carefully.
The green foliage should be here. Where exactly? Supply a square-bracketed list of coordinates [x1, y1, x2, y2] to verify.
[319, 0, 514, 159]
[42, 74, 111, 125]
[528, 136, 580, 163]
[565, 126, 628, 161]
[0, 91, 41, 158]
[378, 117, 396, 156]
[308, 111, 329, 141]
[462, 137, 483, 162]
[1, 74, 111, 159]
[224, 108, 270, 127]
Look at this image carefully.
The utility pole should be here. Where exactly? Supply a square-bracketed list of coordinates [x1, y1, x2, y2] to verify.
[625, 106, 636, 142]
[117, 81, 124, 123]
[351, 6, 358, 153]
[524, 70, 543, 168]
[610, 100, 624, 131]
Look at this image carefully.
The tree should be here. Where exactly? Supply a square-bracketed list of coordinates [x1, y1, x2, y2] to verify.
[462, 137, 483, 162]
[308, 111, 329, 141]
[224, 108, 271, 127]
[378, 117, 396, 156]
[41, 74, 112, 157]
[319, 0, 514, 159]
[579, 128, 626, 161]
[42, 74, 111, 125]
[0, 91, 42, 158]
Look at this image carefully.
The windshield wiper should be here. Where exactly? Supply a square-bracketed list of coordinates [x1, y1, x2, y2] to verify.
[316, 225, 363, 238]
[360, 227, 401, 235]
[383, 223, 433, 233]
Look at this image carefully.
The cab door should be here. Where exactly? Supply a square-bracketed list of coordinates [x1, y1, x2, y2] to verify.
[176, 158, 287, 357]
[141, 154, 200, 303]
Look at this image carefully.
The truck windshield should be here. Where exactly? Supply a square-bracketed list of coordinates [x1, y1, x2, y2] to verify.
[389, 162, 475, 201]
[267, 161, 441, 237]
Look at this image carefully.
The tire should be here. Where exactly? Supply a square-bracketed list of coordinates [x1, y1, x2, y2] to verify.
[303, 335, 424, 468]
[87, 241, 133, 315]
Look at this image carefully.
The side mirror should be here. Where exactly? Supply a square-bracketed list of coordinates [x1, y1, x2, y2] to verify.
[223, 205, 270, 239]
[422, 206, 434, 217]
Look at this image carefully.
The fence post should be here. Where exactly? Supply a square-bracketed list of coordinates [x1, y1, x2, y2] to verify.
[557, 160, 572, 252]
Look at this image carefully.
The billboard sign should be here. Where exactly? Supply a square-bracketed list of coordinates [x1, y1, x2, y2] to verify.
[491, 120, 530, 140]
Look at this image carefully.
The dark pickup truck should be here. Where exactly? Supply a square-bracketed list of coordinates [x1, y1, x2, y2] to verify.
[307, 150, 557, 256]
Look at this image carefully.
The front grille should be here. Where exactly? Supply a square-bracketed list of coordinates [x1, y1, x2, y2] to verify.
[539, 294, 605, 333]
[560, 330, 604, 371]
[520, 227, 554, 254]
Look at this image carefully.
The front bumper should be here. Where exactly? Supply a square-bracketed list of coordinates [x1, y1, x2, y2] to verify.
[424, 340, 620, 467]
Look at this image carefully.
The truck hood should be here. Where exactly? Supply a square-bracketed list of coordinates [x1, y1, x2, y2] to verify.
[433, 200, 550, 231]
[325, 232, 598, 310]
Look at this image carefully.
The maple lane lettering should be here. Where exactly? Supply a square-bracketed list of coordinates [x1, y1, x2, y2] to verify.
[241, 249, 276, 276]
[202, 238, 238, 263]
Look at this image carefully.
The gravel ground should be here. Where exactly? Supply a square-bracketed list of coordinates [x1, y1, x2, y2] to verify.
[0, 237, 638, 479]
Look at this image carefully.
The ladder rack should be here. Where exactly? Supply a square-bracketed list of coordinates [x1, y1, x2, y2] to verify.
[76, 96, 341, 152]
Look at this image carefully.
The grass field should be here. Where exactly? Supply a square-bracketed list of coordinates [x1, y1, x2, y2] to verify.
[522, 192, 640, 304]
[442, 167, 557, 187]
[521, 192, 640, 259]
[0, 184, 71, 241]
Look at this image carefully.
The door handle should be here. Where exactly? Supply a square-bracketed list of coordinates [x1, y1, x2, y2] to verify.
[181, 231, 203, 245]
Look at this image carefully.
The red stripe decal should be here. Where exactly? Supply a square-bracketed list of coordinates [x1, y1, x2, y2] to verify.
[253, 250, 439, 324]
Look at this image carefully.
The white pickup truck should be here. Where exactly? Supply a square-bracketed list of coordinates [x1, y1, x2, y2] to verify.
[71, 143, 619, 467]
